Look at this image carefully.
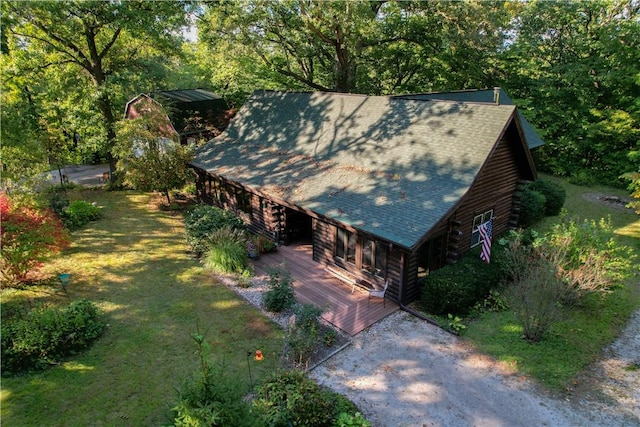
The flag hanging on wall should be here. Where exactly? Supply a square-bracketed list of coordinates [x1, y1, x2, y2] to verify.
[478, 219, 493, 264]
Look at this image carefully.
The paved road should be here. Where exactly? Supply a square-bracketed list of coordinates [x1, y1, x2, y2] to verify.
[47, 164, 110, 186]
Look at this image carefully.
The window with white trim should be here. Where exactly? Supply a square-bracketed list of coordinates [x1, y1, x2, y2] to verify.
[471, 209, 494, 247]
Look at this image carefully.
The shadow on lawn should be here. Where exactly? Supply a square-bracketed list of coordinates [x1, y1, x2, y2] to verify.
[1, 190, 285, 426]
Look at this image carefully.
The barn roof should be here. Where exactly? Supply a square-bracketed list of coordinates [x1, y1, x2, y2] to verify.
[191, 90, 529, 249]
[151, 89, 224, 103]
[395, 88, 545, 149]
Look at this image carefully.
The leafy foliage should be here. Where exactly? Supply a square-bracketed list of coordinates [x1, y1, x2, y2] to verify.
[172, 332, 254, 427]
[115, 107, 194, 204]
[528, 179, 566, 216]
[1, 193, 71, 286]
[501, 219, 636, 341]
[263, 266, 296, 313]
[60, 200, 102, 231]
[184, 204, 246, 256]
[1, 299, 105, 375]
[287, 304, 325, 366]
[544, 216, 637, 304]
[418, 246, 508, 316]
[518, 186, 546, 228]
[2, 1, 191, 182]
[503, 0, 640, 187]
[253, 370, 361, 427]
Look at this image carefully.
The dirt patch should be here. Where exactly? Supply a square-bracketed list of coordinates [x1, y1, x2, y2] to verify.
[583, 193, 634, 211]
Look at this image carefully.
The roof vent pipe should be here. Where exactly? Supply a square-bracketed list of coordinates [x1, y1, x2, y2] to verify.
[493, 87, 501, 105]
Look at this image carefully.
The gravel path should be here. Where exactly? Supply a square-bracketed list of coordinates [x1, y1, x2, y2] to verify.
[224, 271, 639, 426]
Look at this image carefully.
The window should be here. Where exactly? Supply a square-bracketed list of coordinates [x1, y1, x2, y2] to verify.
[471, 209, 494, 247]
[335, 228, 387, 277]
[235, 187, 252, 214]
[336, 227, 356, 264]
[362, 238, 387, 278]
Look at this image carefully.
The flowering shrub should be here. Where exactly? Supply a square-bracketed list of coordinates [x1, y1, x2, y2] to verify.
[0, 193, 71, 286]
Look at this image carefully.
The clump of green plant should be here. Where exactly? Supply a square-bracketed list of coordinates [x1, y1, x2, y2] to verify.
[447, 314, 466, 334]
[263, 266, 296, 313]
[248, 233, 278, 254]
[502, 234, 567, 342]
[334, 411, 372, 427]
[172, 331, 253, 426]
[202, 226, 251, 275]
[253, 370, 363, 427]
[501, 220, 635, 342]
[518, 186, 546, 227]
[184, 204, 246, 256]
[418, 245, 508, 316]
[1, 299, 106, 375]
[287, 304, 324, 366]
[60, 200, 102, 230]
[528, 179, 566, 216]
[544, 216, 636, 305]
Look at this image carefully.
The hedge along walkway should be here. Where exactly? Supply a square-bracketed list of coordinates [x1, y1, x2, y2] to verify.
[1, 190, 284, 426]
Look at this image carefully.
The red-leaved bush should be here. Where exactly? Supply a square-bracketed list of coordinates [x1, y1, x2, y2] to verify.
[1, 193, 71, 286]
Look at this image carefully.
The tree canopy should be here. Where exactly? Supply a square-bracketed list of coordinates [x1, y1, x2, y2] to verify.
[1, 0, 638, 192]
[1, 0, 191, 183]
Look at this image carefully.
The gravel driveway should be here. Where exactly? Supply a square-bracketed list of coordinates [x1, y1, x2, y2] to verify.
[308, 310, 640, 427]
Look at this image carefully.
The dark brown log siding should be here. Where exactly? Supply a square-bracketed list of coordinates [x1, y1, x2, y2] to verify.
[313, 220, 404, 302]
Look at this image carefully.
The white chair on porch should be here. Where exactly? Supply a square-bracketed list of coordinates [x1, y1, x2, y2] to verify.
[368, 279, 390, 307]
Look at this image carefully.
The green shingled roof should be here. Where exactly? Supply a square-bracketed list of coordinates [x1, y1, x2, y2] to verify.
[395, 89, 545, 149]
[191, 91, 518, 249]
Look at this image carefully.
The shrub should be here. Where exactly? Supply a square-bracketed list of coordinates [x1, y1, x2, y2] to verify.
[502, 235, 567, 342]
[253, 370, 360, 427]
[544, 216, 636, 304]
[184, 205, 246, 255]
[1, 193, 71, 286]
[528, 179, 566, 216]
[61, 200, 102, 230]
[418, 246, 508, 316]
[518, 186, 546, 228]
[173, 332, 254, 427]
[287, 304, 324, 366]
[263, 266, 296, 313]
[1, 299, 106, 374]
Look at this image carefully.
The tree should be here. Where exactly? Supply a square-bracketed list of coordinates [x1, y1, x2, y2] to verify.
[115, 105, 194, 205]
[199, 0, 511, 95]
[502, 0, 640, 186]
[621, 150, 640, 213]
[2, 1, 190, 182]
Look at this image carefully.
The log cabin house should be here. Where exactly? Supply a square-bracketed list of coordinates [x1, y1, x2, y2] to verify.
[189, 90, 538, 305]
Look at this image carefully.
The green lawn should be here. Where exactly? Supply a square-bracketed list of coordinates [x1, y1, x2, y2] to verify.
[1, 190, 285, 425]
[465, 175, 640, 392]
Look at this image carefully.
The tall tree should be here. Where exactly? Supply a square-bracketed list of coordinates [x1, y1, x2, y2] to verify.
[503, 0, 640, 186]
[2, 1, 190, 181]
[199, 0, 511, 95]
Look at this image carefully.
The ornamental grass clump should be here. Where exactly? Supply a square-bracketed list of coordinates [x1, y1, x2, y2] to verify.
[184, 205, 246, 256]
[202, 226, 250, 274]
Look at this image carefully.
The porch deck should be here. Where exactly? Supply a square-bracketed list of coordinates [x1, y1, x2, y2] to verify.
[252, 244, 399, 336]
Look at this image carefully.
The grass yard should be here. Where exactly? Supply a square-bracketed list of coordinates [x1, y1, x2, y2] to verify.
[465, 175, 640, 392]
[1, 189, 285, 425]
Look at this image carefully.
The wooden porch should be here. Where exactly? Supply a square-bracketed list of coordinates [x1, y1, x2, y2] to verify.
[252, 244, 399, 336]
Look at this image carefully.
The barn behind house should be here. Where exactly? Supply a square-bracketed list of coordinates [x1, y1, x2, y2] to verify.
[125, 89, 230, 145]
[189, 90, 538, 304]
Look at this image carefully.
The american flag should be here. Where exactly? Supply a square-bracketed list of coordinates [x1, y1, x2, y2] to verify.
[478, 219, 493, 264]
